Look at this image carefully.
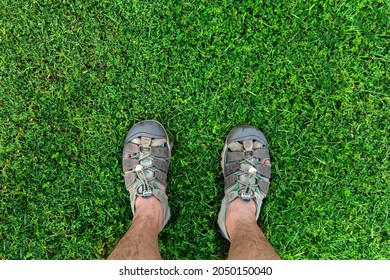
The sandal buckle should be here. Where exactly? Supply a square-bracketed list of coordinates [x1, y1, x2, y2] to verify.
[137, 184, 153, 197]
[239, 188, 254, 201]
[142, 189, 153, 197]
[240, 192, 252, 201]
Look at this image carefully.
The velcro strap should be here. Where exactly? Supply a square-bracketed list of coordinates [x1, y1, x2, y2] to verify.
[124, 172, 136, 189]
[224, 162, 240, 176]
[152, 159, 169, 173]
[227, 152, 245, 162]
[151, 147, 168, 158]
[122, 158, 139, 172]
[123, 142, 140, 154]
[255, 164, 271, 177]
[154, 170, 168, 185]
[253, 148, 270, 159]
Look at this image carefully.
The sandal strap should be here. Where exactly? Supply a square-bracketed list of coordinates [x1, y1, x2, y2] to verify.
[123, 142, 140, 153]
[124, 172, 137, 189]
[224, 162, 271, 178]
[226, 148, 270, 163]
[226, 151, 245, 162]
[253, 148, 270, 159]
[123, 158, 139, 172]
[151, 147, 169, 158]
[224, 175, 270, 195]
[154, 170, 168, 186]
[254, 164, 271, 178]
[152, 158, 170, 173]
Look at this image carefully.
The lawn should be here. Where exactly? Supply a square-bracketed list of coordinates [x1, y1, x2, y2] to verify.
[0, 0, 389, 259]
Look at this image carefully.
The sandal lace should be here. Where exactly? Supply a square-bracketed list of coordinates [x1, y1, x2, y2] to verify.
[135, 165, 153, 197]
[129, 137, 162, 197]
[238, 159, 258, 201]
[229, 141, 267, 201]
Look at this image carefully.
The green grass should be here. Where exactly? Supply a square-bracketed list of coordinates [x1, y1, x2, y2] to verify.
[0, 0, 389, 259]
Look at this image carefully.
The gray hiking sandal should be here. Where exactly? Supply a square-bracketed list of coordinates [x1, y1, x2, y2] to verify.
[122, 120, 172, 232]
[217, 125, 271, 241]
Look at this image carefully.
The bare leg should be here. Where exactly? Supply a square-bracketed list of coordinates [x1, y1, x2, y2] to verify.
[226, 198, 280, 260]
[107, 197, 163, 260]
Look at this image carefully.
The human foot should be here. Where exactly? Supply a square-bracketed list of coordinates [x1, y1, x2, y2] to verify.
[218, 125, 271, 240]
[122, 120, 172, 231]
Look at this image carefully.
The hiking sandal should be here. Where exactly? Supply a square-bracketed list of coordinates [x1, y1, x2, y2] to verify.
[122, 120, 172, 232]
[217, 125, 271, 241]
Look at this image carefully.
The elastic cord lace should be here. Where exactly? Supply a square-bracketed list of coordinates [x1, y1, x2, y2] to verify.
[135, 146, 154, 197]
[238, 156, 258, 201]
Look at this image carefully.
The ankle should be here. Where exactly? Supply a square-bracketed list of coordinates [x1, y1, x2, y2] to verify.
[133, 196, 164, 230]
[226, 198, 257, 236]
